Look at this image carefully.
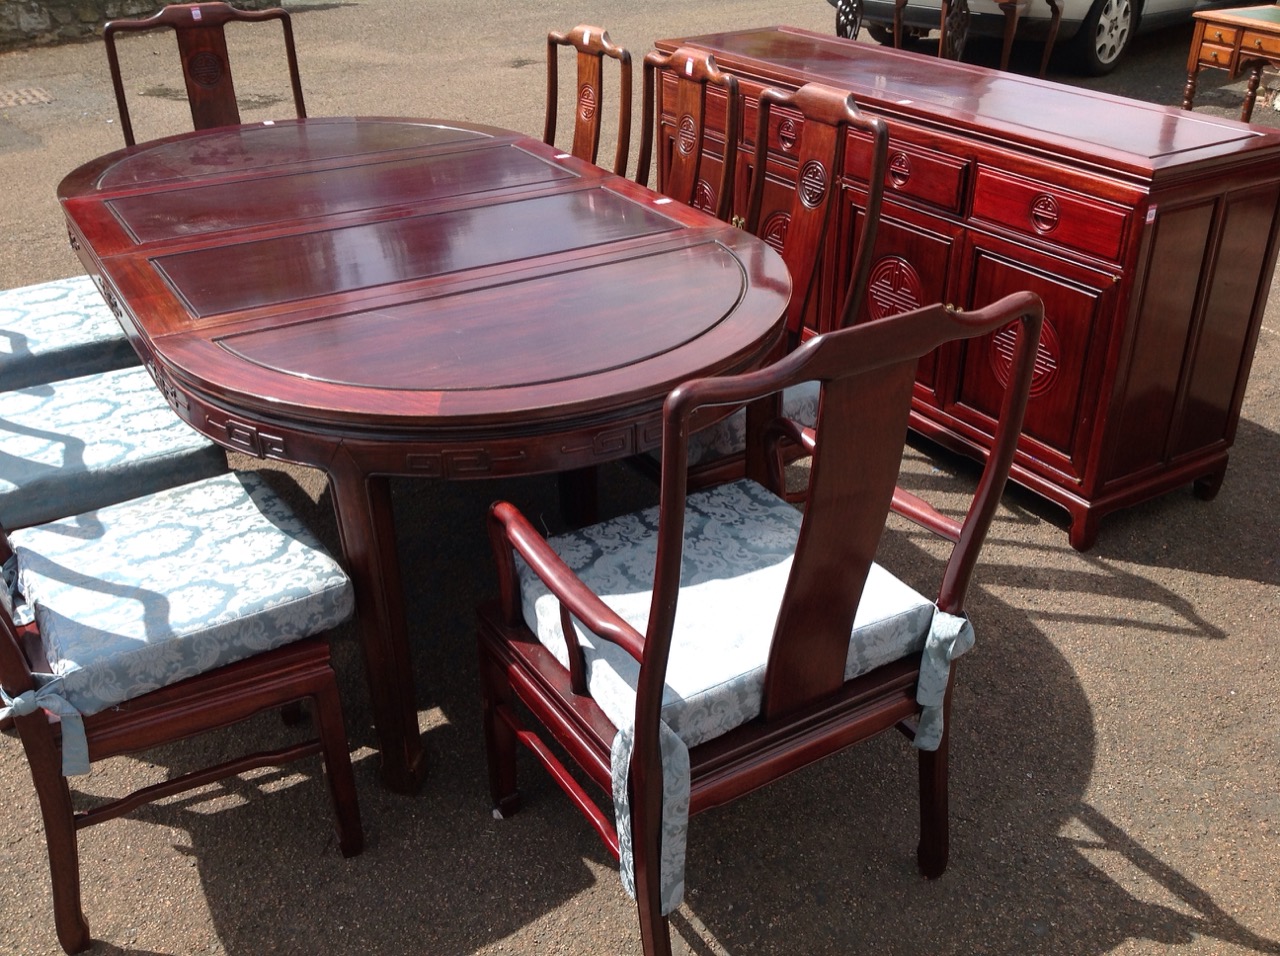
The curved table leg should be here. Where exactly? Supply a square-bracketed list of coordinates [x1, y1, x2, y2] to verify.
[328, 449, 427, 794]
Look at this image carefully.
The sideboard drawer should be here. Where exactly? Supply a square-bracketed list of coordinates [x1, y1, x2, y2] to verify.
[971, 168, 1127, 262]
[847, 136, 971, 214]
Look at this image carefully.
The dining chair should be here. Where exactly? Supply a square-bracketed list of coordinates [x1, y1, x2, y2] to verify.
[103, 1, 306, 147]
[545, 24, 633, 176]
[1, 277, 137, 392]
[0, 469, 362, 954]
[636, 47, 741, 222]
[672, 82, 890, 492]
[2, 364, 228, 530]
[477, 290, 1043, 956]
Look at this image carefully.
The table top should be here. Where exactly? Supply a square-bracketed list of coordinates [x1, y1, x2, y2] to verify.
[58, 117, 789, 448]
[1193, 3, 1280, 28]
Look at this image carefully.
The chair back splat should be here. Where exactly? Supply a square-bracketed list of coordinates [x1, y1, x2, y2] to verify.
[636, 47, 740, 222]
[478, 290, 1044, 956]
[545, 24, 632, 176]
[104, 1, 306, 147]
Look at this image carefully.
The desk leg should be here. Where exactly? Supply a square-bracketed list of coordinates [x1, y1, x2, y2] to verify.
[329, 451, 427, 794]
[1243, 62, 1265, 122]
[1182, 66, 1199, 111]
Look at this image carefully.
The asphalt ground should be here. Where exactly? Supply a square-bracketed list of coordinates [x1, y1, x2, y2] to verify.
[1, 3, 1277, 954]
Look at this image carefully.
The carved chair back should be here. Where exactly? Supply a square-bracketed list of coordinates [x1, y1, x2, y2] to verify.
[544, 24, 633, 176]
[745, 82, 889, 343]
[104, 2, 306, 147]
[637, 47, 741, 222]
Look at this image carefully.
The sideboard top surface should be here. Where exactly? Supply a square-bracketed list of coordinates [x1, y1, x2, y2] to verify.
[658, 26, 1280, 179]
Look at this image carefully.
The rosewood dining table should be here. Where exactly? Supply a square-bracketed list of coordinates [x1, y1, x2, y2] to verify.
[57, 117, 791, 793]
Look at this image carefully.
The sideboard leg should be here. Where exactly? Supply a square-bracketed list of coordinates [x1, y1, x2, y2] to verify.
[1193, 464, 1227, 501]
[1067, 508, 1100, 552]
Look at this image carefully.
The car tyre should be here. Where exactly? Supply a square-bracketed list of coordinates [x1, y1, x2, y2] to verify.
[1068, 0, 1136, 75]
[836, 0, 862, 38]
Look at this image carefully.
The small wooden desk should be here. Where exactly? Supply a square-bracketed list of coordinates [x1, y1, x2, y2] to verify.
[1183, 3, 1280, 121]
[57, 118, 790, 793]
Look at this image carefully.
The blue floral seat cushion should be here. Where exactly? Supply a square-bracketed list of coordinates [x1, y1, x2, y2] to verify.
[9, 470, 355, 718]
[516, 477, 975, 915]
[518, 475, 936, 750]
[1, 364, 227, 529]
[0, 276, 137, 392]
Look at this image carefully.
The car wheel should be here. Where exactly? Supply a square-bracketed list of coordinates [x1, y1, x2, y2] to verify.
[1069, 0, 1135, 75]
[866, 22, 897, 45]
[836, 0, 863, 39]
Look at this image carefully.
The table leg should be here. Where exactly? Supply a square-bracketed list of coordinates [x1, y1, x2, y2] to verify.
[1182, 66, 1199, 111]
[328, 450, 427, 794]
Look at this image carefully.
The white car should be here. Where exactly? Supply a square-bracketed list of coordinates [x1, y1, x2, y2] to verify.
[827, 0, 1246, 74]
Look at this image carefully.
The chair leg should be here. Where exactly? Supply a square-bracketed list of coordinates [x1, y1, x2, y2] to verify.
[916, 733, 950, 879]
[311, 682, 364, 858]
[22, 734, 91, 953]
[630, 761, 674, 956]
[479, 647, 522, 817]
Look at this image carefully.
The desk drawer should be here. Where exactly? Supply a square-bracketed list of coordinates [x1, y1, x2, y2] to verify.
[1241, 28, 1280, 58]
[971, 168, 1127, 262]
[1198, 42, 1235, 67]
[1202, 24, 1237, 45]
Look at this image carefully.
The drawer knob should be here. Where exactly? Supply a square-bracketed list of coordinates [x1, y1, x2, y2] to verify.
[1030, 193, 1060, 234]
[1255, 37, 1264, 48]
[1211, 51, 1220, 60]
[1214, 30, 1223, 40]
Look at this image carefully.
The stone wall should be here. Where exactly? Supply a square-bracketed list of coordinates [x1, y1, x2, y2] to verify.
[0, 1, 274, 51]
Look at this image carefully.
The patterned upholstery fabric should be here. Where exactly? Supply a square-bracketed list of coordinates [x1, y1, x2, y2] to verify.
[1, 364, 227, 529]
[0, 277, 138, 392]
[677, 381, 820, 468]
[10, 471, 355, 720]
[517, 477, 973, 914]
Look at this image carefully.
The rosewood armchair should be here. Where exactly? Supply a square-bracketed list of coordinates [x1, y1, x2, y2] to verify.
[0, 470, 362, 953]
[636, 47, 741, 222]
[545, 24, 633, 176]
[477, 290, 1043, 955]
[0, 278, 136, 392]
[104, 1, 306, 147]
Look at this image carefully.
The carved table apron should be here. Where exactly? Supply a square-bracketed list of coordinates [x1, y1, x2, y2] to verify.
[58, 117, 790, 793]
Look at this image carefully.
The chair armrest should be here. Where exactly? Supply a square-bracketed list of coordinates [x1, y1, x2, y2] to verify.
[487, 501, 646, 665]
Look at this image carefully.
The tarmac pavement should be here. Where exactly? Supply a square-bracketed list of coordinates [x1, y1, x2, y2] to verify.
[1, 2, 1277, 954]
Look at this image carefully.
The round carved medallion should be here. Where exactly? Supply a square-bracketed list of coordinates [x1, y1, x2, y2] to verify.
[1030, 194, 1060, 234]
[798, 160, 828, 209]
[989, 316, 1060, 397]
[578, 85, 597, 121]
[188, 51, 224, 88]
[867, 256, 925, 319]
[677, 115, 698, 155]
[889, 151, 912, 188]
[778, 118, 798, 152]
[762, 212, 790, 252]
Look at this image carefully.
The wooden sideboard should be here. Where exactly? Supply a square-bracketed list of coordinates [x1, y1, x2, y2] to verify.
[656, 26, 1280, 550]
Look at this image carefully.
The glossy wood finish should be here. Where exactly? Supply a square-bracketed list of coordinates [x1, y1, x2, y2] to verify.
[58, 118, 790, 793]
[479, 292, 1043, 956]
[657, 26, 1280, 549]
[104, 2, 305, 147]
[545, 24, 632, 176]
[0, 537, 361, 954]
[1183, 4, 1280, 122]
[637, 47, 741, 221]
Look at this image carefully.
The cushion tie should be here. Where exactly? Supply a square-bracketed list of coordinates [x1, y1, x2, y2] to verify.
[914, 607, 975, 751]
[0, 676, 90, 776]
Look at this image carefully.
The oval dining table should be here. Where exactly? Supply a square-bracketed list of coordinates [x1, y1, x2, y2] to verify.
[57, 116, 791, 793]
